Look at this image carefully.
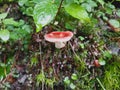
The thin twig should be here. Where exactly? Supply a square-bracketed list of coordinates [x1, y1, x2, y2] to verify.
[53, 0, 64, 23]
[38, 34, 44, 90]
[6, 4, 11, 14]
[96, 78, 106, 90]
[68, 41, 82, 61]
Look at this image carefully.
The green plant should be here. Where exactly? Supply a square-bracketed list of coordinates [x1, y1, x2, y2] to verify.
[0, 58, 13, 81]
[30, 56, 38, 67]
[0, 13, 32, 57]
[0, 12, 10, 42]
[18, 0, 60, 32]
[64, 72, 95, 90]
[36, 71, 56, 90]
[0, 12, 32, 42]
[18, 0, 93, 32]
[64, 73, 77, 90]
[102, 61, 120, 90]
[0, 10, 33, 82]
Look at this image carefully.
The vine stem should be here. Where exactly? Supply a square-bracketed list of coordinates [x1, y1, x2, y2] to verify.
[53, 0, 64, 24]
[38, 34, 44, 90]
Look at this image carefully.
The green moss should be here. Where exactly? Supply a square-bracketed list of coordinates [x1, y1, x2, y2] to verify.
[102, 61, 120, 90]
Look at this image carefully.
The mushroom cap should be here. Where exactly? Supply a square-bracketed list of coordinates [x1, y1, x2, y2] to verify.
[44, 31, 73, 42]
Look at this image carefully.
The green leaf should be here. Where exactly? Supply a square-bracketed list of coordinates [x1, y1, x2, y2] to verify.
[71, 73, 78, 80]
[99, 60, 106, 65]
[97, 11, 105, 18]
[0, 30, 10, 42]
[18, 0, 28, 6]
[74, 0, 80, 4]
[103, 51, 112, 59]
[4, 82, 11, 88]
[65, 22, 75, 30]
[79, 43, 85, 49]
[107, 3, 115, 9]
[0, 76, 4, 81]
[36, 24, 42, 32]
[70, 83, 76, 89]
[0, 13, 7, 20]
[64, 77, 70, 85]
[22, 24, 31, 33]
[82, 0, 97, 12]
[18, 19, 25, 26]
[10, 32, 19, 41]
[0, 63, 6, 67]
[109, 19, 120, 28]
[106, 8, 113, 15]
[97, 0, 104, 7]
[25, 7, 33, 16]
[0, 67, 5, 80]
[64, 0, 74, 4]
[103, 16, 108, 21]
[3, 18, 19, 26]
[78, 36, 84, 41]
[116, 10, 120, 17]
[87, 0, 97, 8]
[33, 0, 58, 28]
[82, 3, 92, 12]
[64, 3, 90, 23]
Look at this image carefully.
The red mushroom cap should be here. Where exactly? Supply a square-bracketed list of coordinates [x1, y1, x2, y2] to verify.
[93, 60, 101, 67]
[44, 31, 73, 42]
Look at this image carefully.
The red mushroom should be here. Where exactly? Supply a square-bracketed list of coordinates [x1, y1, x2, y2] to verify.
[44, 31, 73, 48]
[93, 60, 101, 67]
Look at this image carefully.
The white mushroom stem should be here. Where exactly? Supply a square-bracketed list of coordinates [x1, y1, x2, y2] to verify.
[55, 42, 66, 48]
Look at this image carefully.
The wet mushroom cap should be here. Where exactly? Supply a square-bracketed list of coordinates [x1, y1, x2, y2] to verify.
[44, 31, 73, 42]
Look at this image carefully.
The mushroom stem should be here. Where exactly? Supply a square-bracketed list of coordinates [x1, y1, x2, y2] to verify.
[55, 42, 66, 48]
